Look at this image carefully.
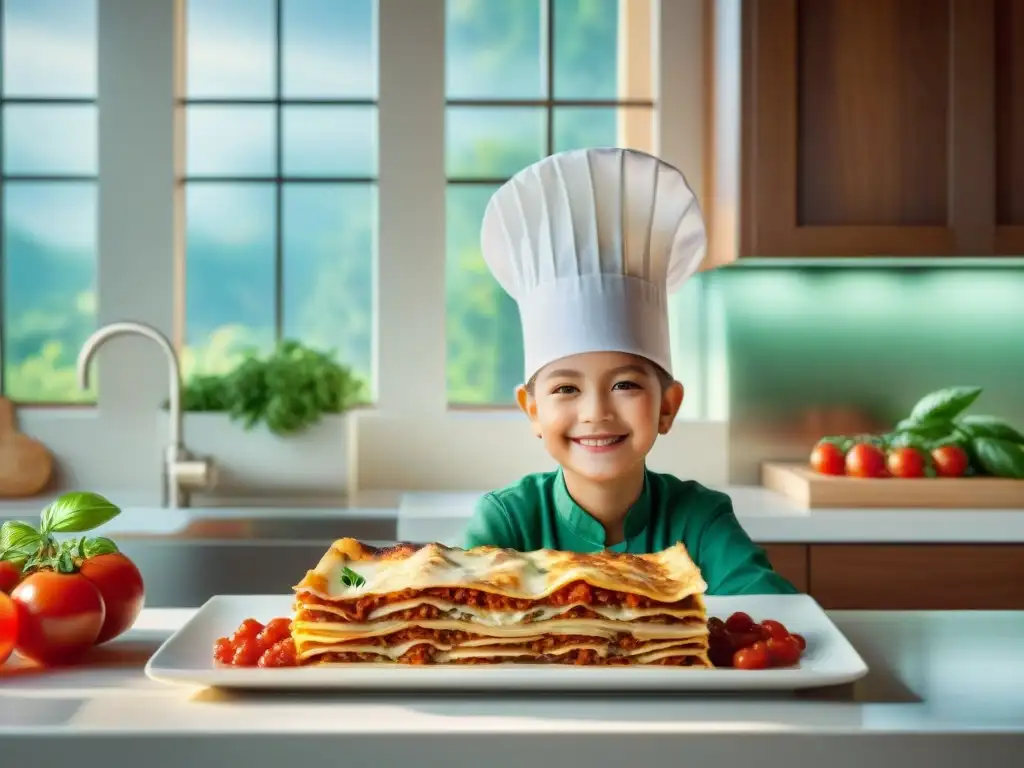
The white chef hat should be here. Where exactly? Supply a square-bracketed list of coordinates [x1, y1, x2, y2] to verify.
[480, 147, 706, 383]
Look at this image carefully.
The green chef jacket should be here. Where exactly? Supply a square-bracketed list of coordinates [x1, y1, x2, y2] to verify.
[461, 467, 798, 596]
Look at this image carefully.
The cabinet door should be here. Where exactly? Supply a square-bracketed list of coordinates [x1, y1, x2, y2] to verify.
[762, 544, 808, 593]
[741, 0, 992, 257]
[996, 0, 1024, 254]
[809, 545, 1024, 610]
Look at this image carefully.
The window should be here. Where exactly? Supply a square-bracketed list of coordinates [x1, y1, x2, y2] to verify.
[0, 0, 98, 403]
[444, 0, 655, 406]
[3, 0, 713, 497]
[181, 0, 377, 390]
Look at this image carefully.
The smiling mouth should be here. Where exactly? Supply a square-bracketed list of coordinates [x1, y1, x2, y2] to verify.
[570, 435, 627, 448]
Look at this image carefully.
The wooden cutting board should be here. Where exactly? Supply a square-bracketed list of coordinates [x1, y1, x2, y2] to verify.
[761, 462, 1024, 509]
[0, 396, 53, 497]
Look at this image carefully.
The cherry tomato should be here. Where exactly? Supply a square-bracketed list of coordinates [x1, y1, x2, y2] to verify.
[258, 637, 297, 668]
[887, 447, 926, 478]
[724, 611, 754, 634]
[706, 616, 727, 637]
[810, 441, 846, 475]
[759, 619, 789, 640]
[767, 635, 804, 667]
[11, 571, 105, 665]
[730, 630, 764, 650]
[256, 617, 291, 647]
[791, 633, 807, 650]
[932, 444, 969, 478]
[213, 636, 234, 665]
[733, 640, 769, 670]
[845, 442, 887, 478]
[232, 618, 264, 645]
[0, 561, 22, 594]
[0, 592, 17, 665]
[79, 553, 145, 644]
[232, 636, 264, 666]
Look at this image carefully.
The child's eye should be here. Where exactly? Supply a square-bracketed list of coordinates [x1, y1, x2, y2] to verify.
[612, 380, 641, 391]
[552, 384, 578, 395]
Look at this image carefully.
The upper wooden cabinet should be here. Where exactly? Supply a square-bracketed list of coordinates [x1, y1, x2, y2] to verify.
[705, 0, 1024, 261]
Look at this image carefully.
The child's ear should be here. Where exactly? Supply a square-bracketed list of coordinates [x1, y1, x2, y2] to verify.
[515, 385, 543, 438]
[658, 380, 685, 435]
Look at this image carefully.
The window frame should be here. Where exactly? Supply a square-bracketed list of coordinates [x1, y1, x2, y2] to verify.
[177, 0, 379, 366]
[7, 0, 725, 506]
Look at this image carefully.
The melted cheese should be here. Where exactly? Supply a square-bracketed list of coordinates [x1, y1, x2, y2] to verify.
[298, 639, 706, 663]
[293, 538, 706, 604]
[291, 617, 708, 642]
[297, 597, 702, 625]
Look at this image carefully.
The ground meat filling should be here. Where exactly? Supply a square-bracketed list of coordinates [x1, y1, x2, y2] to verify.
[297, 626, 704, 653]
[306, 646, 707, 667]
[299, 581, 698, 622]
[295, 604, 703, 626]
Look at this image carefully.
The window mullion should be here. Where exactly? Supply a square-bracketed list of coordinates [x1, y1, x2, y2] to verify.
[90, 0, 177, 491]
[375, 0, 447, 415]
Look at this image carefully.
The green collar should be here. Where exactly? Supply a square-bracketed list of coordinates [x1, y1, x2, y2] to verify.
[554, 467, 651, 549]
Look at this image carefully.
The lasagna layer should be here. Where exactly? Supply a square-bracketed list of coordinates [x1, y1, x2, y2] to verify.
[295, 594, 702, 624]
[289, 538, 709, 668]
[293, 539, 707, 606]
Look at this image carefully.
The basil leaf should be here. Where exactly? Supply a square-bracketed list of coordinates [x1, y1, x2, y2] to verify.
[340, 567, 366, 588]
[83, 536, 120, 557]
[894, 416, 957, 442]
[0, 520, 41, 554]
[971, 437, 1024, 479]
[957, 415, 1024, 445]
[41, 492, 121, 534]
[907, 387, 982, 424]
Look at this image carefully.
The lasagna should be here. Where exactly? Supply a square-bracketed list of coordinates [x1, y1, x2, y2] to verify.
[291, 539, 710, 667]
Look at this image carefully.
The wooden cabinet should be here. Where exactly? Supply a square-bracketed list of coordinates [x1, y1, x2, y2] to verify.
[706, 0, 1024, 260]
[808, 544, 1024, 609]
[762, 544, 809, 592]
[996, 0, 1024, 253]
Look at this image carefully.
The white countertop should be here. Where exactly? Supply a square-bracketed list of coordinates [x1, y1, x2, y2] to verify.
[1, 607, 1021, 766]
[399, 486, 1024, 544]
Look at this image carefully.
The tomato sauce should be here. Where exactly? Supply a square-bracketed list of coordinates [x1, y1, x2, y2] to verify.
[299, 581, 698, 622]
[213, 616, 297, 668]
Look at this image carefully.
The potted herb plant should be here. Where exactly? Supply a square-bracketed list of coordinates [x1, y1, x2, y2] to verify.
[160, 340, 367, 500]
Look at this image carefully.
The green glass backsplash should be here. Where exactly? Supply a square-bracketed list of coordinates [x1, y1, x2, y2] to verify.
[695, 266, 1024, 481]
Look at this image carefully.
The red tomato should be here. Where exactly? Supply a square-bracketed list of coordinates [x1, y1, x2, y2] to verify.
[932, 444, 969, 478]
[706, 616, 727, 637]
[845, 442, 887, 478]
[0, 592, 17, 665]
[213, 636, 234, 665]
[232, 636, 264, 667]
[730, 630, 764, 650]
[232, 618, 264, 645]
[767, 635, 803, 667]
[810, 441, 846, 475]
[258, 637, 297, 668]
[724, 611, 754, 634]
[0, 561, 21, 594]
[759, 619, 789, 640]
[791, 633, 807, 650]
[887, 447, 926, 478]
[256, 617, 291, 647]
[79, 553, 145, 644]
[11, 571, 105, 665]
[733, 641, 769, 670]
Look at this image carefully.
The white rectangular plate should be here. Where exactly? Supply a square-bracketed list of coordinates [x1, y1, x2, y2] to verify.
[145, 593, 867, 691]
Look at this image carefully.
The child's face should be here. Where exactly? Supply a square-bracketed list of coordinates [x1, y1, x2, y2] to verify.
[515, 351, 684, 484]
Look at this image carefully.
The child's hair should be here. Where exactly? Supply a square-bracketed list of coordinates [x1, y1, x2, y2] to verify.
[524, 360, 676, 396]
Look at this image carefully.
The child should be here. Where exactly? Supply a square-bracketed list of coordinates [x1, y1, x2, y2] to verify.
[461, 148, 797, 596]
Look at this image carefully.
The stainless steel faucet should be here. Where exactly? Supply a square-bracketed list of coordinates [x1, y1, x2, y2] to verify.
[77, 320, 217, 508]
